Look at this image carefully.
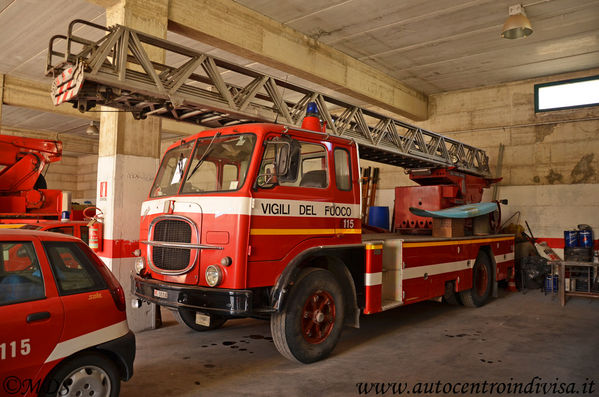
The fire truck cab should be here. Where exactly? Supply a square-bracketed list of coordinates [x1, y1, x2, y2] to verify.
[132, 120, 514, 363]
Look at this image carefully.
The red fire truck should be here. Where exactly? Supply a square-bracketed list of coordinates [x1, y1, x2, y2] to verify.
[130, 110, 513, 363]
[46, 21, 514, 363]
[0, 134, 94, 243]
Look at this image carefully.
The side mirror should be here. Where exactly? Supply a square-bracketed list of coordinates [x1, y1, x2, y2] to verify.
[275, 143, 290, 176]
[277, 139, 300, 183]
[256, 137, 300, 188]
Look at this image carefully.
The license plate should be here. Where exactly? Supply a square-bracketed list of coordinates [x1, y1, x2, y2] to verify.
[195, 312, 210, 327]
[153, 289, 168, 299]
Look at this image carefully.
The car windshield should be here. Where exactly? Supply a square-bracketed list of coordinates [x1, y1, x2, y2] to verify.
[150, 134, 256, 197]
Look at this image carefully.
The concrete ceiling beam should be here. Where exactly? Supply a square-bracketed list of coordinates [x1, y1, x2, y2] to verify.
[3, 75, 97, 121]
[86, 0, 122, 8]
[1, 75, 200, 138]
[0, 125, 99, 155]
[166, 0, 428, 120]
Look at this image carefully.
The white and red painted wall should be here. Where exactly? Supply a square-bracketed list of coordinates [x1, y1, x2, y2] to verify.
[368, 67, 599, 257]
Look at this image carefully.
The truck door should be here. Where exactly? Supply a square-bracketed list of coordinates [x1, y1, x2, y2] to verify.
[250, 135, 334, 263]
[0, 238, 64, 388]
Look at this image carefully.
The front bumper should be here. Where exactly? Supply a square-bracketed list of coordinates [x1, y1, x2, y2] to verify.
[131, 274, 253, 316]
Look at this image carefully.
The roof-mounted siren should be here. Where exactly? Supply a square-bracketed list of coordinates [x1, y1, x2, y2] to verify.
[301, 102, 324, 132]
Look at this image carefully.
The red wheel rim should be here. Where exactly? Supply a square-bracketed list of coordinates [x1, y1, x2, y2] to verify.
[475, 263, 489, 297]
[301, 290, 336, 344]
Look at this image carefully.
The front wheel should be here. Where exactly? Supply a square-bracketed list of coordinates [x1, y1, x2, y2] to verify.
[173, 308, 227, 331]
[40, 352, 120, 397]
[460, 251, 493, 307]
[271, 268, 345, 364]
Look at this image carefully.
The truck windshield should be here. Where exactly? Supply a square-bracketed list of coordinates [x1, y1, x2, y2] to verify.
[150, 141, 194, 197]
[150, 134, 256, 197]
[181, 134, 256, 194]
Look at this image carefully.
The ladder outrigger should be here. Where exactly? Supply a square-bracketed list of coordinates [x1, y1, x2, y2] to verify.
[46, 19, 490, 177]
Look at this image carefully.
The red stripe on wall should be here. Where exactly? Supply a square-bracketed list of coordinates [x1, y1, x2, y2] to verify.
[536, 237, 599, 250]
[96, 239, 139, 259]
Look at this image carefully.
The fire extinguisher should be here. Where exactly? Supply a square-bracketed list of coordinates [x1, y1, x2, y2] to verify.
[84, 206, 104, 252]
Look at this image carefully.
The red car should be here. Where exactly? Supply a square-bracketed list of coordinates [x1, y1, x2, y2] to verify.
[0, 229, 134, 397]
[4, 220, 92, 245]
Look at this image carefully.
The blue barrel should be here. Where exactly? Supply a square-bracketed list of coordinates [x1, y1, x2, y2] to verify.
[368, 206, 389, 230]
[544, 275, 558, 292]
[564, 230, 578, 248]
[579, 230, 593, 248]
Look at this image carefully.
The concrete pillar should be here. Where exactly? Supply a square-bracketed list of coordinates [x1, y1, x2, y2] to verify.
[96, 0, 167, 332]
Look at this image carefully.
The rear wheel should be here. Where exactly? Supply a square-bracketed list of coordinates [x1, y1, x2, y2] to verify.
[271, 268, 345, 363]
[173, 308, 227, 331]
[41, 352, 119, 397]
[460, 251, 493, 307]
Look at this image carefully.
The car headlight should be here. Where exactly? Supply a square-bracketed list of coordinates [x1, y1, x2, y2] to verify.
[205, 265, 223, 287]
[135, 256, 145, 274]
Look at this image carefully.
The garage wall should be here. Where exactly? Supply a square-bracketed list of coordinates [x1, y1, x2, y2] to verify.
[75, 154, 98, 202]
[44, 138, 179, 203]
[44, 154, 97, 203]
[419, 68, 599, 187]
[44, 154, 78, 196]
[373, 67, 599, 255]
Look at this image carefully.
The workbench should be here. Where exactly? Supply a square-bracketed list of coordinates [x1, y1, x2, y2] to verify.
[551, 261, 599, 306]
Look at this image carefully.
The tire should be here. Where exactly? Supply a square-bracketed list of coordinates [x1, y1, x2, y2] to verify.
[173, 308, 227, 331]
[40, 352, 119, 397]
[460, 251, 493, 307]
[271, 268, 345, 364]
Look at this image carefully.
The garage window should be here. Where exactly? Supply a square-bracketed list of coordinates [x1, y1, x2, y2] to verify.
[535, 75, 599, 112]
[44, 242, 106, 296]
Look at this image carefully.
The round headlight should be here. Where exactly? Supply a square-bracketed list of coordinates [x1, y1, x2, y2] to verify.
[135, 257, 145, 274]
[205, 265, 223, 287]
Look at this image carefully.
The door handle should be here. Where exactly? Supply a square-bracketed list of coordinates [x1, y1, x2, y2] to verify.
[27, 311, 51, 323]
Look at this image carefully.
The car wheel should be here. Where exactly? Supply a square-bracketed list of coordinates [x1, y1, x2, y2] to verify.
[173, 308, 227, 331]
[41, 352, 119, 397]
[271, 268, 345, 363]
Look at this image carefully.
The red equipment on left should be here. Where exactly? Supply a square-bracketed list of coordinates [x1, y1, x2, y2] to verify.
[0, 135, 64, 218]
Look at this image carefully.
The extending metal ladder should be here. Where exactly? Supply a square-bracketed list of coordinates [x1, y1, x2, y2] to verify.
[46, 19, 490, 176]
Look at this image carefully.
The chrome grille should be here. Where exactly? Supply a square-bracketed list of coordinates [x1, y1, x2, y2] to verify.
[151, 219, 193, 271]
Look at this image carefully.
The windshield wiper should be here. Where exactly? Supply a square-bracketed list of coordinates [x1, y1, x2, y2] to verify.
[186, 132, 221, 180]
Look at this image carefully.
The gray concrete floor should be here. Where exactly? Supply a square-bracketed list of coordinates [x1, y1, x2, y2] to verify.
[121, 291, 599, 397]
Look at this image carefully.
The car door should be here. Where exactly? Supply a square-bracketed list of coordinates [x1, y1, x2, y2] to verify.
[42, 241, 124, 342]
[0, 237, 64, 389]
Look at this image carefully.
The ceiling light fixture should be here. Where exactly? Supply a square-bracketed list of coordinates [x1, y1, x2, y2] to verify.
[85, 121, 99, 136]
[501, 4, 533, 39]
